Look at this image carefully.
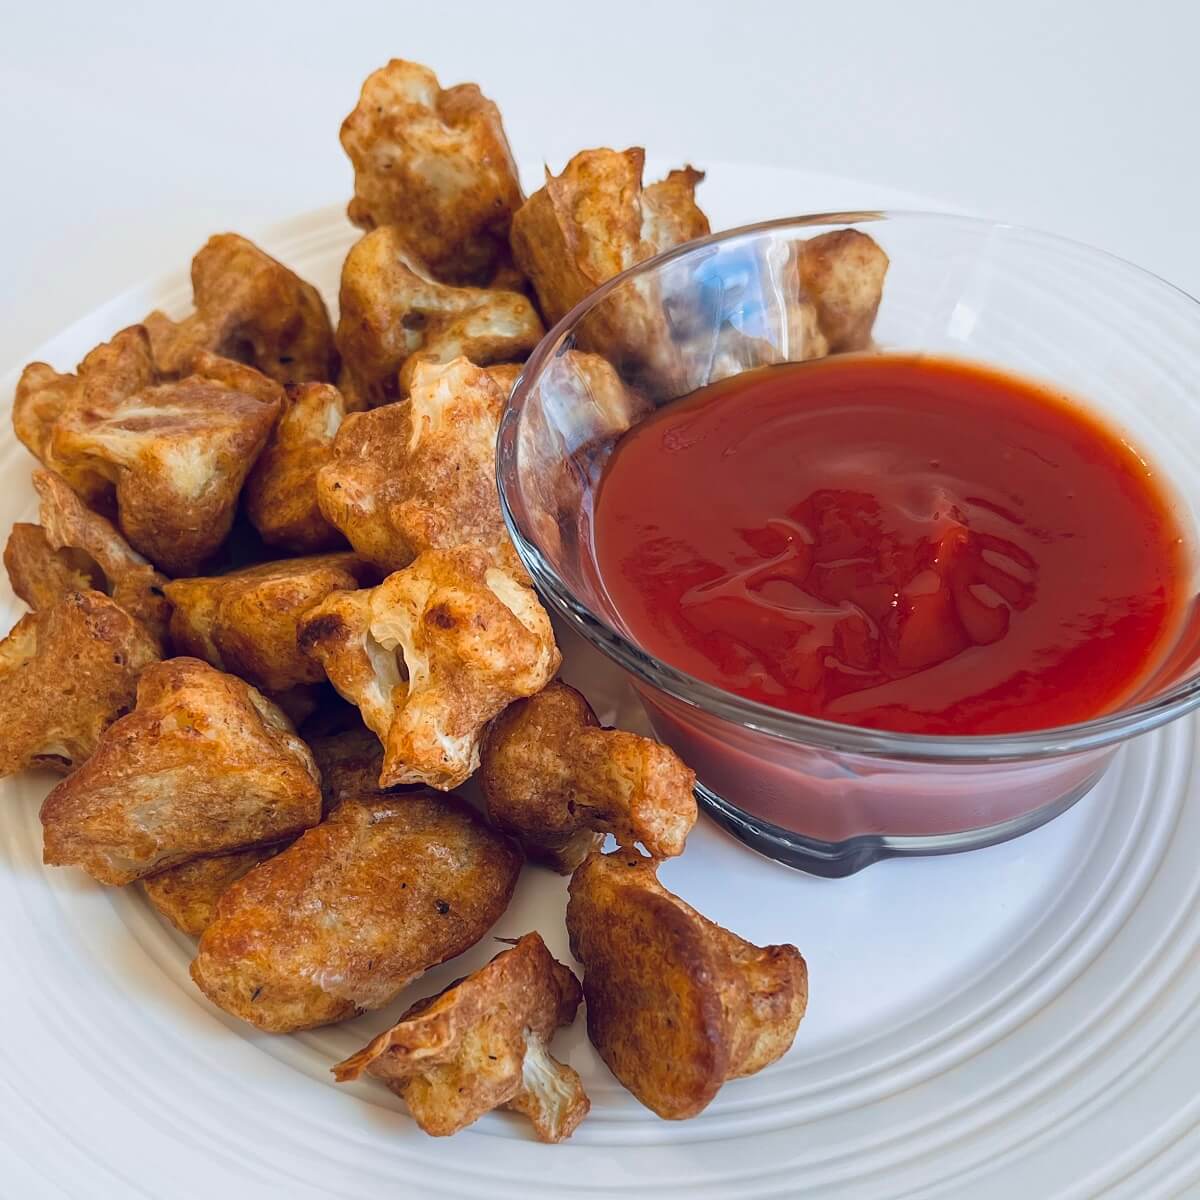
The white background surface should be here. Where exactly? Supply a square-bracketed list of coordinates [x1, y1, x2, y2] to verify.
[2, 0, 1199, 372]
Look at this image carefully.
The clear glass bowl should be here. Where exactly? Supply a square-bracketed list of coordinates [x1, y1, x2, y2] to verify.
[497, 212, 1200, 875]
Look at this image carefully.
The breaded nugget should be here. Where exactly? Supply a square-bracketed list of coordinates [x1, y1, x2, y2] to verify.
[317, 357, 522, 574]
[0, 590, 160, 778]
[15, 326, 282, 575]
[793, 228, 889, 354]
[40, 658, 321, 885]
[143, 234, 336, 385]
[333, 933, 588, 1141]
[164, 553, 374, 694]
[336, 227, 543, 408]
[142, 845, 283, 937]
[481, 681, 697, 872]
[340, 60, 523, 284]
[24, 468, 171, 644]
[299, 547, 559, 789]
[190, 792, 521, 1032]
[510, 148, 708, 375]
[243, 382, 349, 552]
[566, 849, 808, 1120]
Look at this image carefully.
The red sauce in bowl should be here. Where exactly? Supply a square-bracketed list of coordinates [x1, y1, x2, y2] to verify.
[592, 354, 1189, 735]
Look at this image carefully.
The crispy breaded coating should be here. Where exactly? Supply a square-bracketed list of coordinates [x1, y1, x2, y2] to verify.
[142, 845, 283, 937]
[4, 523, 97, 611]
[243, 382, 349, 552]
[566, 849, 808, 1120]
[0, 590, 160, 778]
[15, 326, 282, 575]
[793, 228, 889, 354]
[481, 681, 697, 872]
[308, 723, 388, 810]
[334, 932, 588, 1141]
[27, 468, 171, 645]
[510, 148, 708, 343]
[190, 792, 521, 1032]
[340, 59, 523, 284]
[142, 234, 336, 385]
[40, 658, 321, 885]
[336, 226, 543, 408]
[317, 357, 523, 574]
[299, 547, 560, 790]
[164, 553, 374, 694]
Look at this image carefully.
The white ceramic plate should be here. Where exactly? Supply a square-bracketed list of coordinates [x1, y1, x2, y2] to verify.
[2, 163, 1199, 1200]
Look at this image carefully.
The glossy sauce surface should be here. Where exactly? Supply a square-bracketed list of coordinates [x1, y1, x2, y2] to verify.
[592, 355, 1188, 734]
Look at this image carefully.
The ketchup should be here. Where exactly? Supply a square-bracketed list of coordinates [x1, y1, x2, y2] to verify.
[591, 354, 1189, 735]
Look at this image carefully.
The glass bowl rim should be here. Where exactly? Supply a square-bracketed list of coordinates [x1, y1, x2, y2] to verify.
[497, 209, 1200, 763]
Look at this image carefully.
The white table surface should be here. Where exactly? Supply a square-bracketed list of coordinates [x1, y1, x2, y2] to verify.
[2, 0, 1198, 374]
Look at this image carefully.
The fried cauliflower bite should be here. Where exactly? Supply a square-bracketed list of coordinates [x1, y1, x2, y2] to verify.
[336, 226, 544, 409]
[142, 845, 283, 938]
[164, 553, 375, 694]
[484, 362, 522, 396]
[340, 59, 523, 285]
[190, 792, 522, 1032]
[566, 849, 808, 1120]
[243, 382, 349, 552]
[21, 468, 171, 645]
[40, 658, 321, 885]
[510, 148, 709, 368]
[308, 724, 388, 810]
[792, 228, 889, 354]
[12, 362, 109, 505]
[4, 524, 98, 611]
[15, 326, 283, 575]
[333, 932, 588, 1142]
[298, 548, 560, 790]
[0, 591, 160, 778]
[317, 357, 523, 574]
[142, 234, 337, 385]
[481, 682, 697, 873]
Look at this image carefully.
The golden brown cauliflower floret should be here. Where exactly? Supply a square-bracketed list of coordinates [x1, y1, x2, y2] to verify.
[340, 59, 523, 285]
[4, 524, 98, 612]
[336, 226, 543, 409]
[164, 553, 375, 694]
[12, 362, 108, 504]
[317, 357, 524, 574]
[190, 792, 521, 1032]
[142, 844, 283, 938]
[334, 932, 588, 1142]
[792, 228, 890, 354]
[40, 657, 321, 885]
[10, 468, 172, 645]
[308, 723, 389, 811]
[243, 382, 349, 552]
[566, 848, 808, 1120]
[142, 233, 337, 385]
[14, 326, 282, 575]
[0, 590, 160, 778]
[298, 547, 560, 790]
[510, 148, 709, 373]
[481, 681, 697, 872]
